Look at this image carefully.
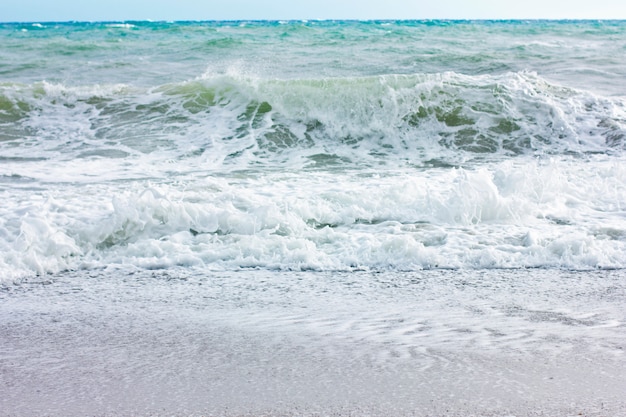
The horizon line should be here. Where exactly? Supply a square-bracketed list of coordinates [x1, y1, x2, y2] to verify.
[3, 18, 626, 24]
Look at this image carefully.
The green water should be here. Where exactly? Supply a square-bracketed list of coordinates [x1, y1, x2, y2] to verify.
[2, 20, 626, 95]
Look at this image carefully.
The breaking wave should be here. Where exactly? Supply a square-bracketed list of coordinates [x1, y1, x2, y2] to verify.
[1, 70, 626, 280]
[1, 71, 624, 171]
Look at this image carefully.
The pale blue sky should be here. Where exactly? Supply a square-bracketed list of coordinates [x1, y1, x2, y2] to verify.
[2, 0, 626, 22]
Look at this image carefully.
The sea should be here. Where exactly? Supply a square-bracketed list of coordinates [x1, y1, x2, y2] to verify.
[1, 20, 626, 416]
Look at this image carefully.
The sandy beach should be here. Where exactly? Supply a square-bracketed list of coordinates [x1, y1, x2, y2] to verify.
[2, 269, 625, 417]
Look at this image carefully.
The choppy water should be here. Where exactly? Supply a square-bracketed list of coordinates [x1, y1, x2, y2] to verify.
[1, 20, 626, 278]
[1, 20, 626, 416]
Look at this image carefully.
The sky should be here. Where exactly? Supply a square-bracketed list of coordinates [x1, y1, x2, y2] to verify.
[2, 0, 626, 22]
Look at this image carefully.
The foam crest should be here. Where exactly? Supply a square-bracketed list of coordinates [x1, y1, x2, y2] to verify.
[2, 154, 624, 281]
[0, 197, 82, 280]
[2, 72, 624, 177]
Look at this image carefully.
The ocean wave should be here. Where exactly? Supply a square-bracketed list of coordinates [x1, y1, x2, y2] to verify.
[1, 156, 625, 281]
[1, 72, 624, 170]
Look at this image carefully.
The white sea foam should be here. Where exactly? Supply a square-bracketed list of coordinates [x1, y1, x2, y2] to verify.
[1, 22, 626, 281]
[1, 153, 625, 280]
[2, 72, 624, 173]
[105, 23, 137, 29]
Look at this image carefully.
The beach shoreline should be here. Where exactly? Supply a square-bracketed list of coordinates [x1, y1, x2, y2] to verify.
[2, 269, 625, 417]
[2, 19, 626, 417]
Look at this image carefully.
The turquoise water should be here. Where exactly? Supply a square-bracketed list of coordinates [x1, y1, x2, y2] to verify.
[0, 20, 624, 87]
[1, 20, 626, 277]
[2, 20, 626, 94]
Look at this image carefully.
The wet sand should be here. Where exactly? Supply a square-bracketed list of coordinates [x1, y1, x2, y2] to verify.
[1, 269, 625, 416]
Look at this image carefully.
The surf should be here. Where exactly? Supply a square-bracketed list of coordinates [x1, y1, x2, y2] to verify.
[1, 71, 624, 175]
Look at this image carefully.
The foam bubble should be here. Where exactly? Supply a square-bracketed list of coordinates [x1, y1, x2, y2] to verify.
[2, 153, 624, 281]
